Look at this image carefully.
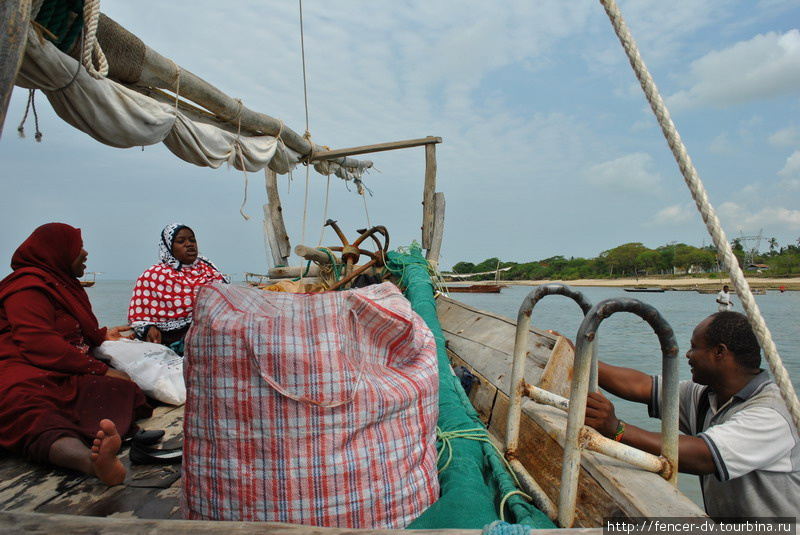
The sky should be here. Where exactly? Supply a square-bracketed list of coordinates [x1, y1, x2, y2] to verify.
[2, 0, 800, 279]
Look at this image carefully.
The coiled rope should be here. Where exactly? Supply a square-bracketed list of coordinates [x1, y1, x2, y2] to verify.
[81, 0, 108, 78]
[600, 0, 800, 431]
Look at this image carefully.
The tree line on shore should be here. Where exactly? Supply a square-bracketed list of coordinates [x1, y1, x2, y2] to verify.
[449, 240, 800, 281]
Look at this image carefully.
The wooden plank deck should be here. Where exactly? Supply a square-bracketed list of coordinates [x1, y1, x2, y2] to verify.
[0, 404, 184, 520]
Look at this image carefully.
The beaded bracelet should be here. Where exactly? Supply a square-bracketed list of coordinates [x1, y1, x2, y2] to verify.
[614, 420, 626, 442]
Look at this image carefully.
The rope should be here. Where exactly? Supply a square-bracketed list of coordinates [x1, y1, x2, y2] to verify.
[315, 247, 342, 288]
[81, 0, 108, 79]
[317, 172, 332, 246]
[17, 90, 42, 142]
[436, 427, 532, 522]
[482, 521, 531, 535]
[231, 99, 250, 221]
[170, 60, 182, 111]
[298, 0, 310, 135]
[362, 187, 372, 229]
[600, 0, 800, 432]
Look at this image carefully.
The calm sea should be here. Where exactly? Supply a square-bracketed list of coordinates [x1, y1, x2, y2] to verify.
[87, 280, 800, 509]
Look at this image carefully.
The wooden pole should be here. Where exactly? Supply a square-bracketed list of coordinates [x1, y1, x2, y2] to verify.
[263, 204, 285, 268]
[421, 142, 437, 249]
[311, 136, 442, 161]
[264, 169, 291, 263]
[0, 0, 31, 140]
[426, 192, 445, 266]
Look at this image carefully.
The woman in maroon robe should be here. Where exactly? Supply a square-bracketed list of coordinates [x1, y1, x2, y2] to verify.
[0, 223, 152, 485]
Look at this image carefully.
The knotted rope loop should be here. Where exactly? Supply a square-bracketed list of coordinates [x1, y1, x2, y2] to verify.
[81, 0, 108, 78]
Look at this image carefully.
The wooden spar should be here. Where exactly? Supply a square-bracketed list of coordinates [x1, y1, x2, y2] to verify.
[426, 191, 445, 266]
[295, 245, 338, 265]
[264, 169, 291, 261]
[0, 0, 30, 139]
[421, 142, 437, 249]
[94, 15, 370, 173]
[263, 204, 286, 268]
[310, 136, 442, 161]
[269, 264, 320, 278]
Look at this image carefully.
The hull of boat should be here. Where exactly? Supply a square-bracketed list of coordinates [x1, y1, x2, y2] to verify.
[443, 284, 503, 293]
[436, 296, 706, 526]
[0, 293, 705, 531]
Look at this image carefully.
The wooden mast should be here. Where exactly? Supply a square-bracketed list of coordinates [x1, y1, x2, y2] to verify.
[0, 0, 31, 139]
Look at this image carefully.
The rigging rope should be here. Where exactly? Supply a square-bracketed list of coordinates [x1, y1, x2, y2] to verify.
[600, 0, 800, 431]
[297, 0, 312, 276]
[81, 0, 108, 79]
[317, 172, 332, 246]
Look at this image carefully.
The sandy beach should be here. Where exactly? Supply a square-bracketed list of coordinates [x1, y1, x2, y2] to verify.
[495, 276, 800, 290]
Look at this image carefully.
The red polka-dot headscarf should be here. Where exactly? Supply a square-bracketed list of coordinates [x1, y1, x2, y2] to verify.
[128, 223, 228, 338]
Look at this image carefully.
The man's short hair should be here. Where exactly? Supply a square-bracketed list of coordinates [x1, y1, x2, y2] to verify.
[706, 311, 761, 369]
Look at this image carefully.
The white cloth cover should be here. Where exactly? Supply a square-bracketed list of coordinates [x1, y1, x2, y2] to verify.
[15, 27, 309, 174]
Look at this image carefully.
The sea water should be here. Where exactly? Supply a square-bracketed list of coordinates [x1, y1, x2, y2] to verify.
[87, 281, 800, 510]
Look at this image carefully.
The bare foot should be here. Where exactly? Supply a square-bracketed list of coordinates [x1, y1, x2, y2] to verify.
[90, 419, 126, 486]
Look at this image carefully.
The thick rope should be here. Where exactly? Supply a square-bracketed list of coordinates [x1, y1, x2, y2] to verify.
[600, 0, 800, 431]
[81, 0, 108, 79]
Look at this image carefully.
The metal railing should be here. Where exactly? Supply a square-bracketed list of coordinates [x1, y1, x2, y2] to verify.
[502, 285, 681, 527]
[557, 297, 679, 527]
[505, 283, 593, 521]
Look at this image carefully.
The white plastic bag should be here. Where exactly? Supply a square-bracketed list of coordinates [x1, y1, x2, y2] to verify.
[94, 339, 186, 405]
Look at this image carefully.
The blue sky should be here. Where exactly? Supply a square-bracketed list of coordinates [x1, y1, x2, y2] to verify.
[2, 0, 800, 279]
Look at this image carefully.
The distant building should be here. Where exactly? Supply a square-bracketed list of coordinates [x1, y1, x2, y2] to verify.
[746, 263, 769, 272]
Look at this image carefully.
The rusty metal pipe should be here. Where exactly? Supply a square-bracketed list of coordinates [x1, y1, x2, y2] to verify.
[558, 298, 679, 528]
[506, 284, 592, 459]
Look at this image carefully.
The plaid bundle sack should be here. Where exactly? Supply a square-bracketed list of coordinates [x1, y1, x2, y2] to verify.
[181, 282, 439, 528]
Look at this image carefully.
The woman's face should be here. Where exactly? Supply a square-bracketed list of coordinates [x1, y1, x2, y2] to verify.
[172, 228, 198, 265]
[70, 248, 88, 278]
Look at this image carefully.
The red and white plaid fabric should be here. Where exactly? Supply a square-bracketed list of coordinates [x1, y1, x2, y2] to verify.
[181, 282, 439, 528]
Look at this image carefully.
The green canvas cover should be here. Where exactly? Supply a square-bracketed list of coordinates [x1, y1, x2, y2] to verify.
[385, 247, 555, 530]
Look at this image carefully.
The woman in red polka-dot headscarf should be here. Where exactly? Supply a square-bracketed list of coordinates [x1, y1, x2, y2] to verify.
[128, 223, 228, 353]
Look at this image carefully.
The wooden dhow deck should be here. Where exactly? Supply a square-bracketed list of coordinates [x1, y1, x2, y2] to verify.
[0, 404, 184, 520]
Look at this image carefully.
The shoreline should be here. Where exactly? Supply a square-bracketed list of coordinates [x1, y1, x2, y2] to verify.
[472, 277, 800, 291]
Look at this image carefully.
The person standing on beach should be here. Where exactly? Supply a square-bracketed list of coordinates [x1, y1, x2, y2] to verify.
[716, 285, 733, 312]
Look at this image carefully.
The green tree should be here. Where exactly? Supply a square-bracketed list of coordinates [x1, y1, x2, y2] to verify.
[768, 237, 778, 255]
[600, 243, 650, 275]
[451, 261, 475, 274]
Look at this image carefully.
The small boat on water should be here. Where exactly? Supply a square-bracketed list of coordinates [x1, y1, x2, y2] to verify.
[79, 272, 100, 287]
[443, 284, 504, 293]
[623, 287, 665, 293]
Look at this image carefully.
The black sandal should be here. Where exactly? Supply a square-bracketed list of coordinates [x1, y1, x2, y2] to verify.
[123, 428, 165, 446]
[129, 442, 182, 465]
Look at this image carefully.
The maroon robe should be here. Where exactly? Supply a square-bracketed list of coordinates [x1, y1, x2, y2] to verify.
[0, 223, 151, 463]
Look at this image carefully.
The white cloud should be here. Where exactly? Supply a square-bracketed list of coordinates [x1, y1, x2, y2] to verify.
[666, 30, 800, 110]
[653, 203, 696, 224]
[586, 153, 662, 192]
[769, 126, 800, 148]
[778, 151, 800, 187]
[718, 201, 800, 232]
[708, 133, 733, 154]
